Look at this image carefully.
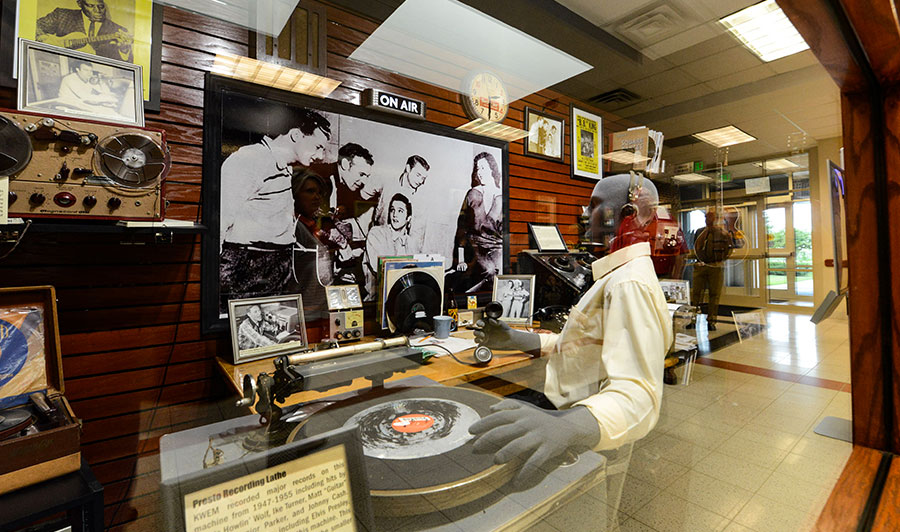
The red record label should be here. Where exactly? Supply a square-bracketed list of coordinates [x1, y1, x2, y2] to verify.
[391, 414, 435, 433]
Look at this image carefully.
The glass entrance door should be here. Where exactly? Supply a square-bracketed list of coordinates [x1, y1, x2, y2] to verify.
[764, 200, 814, 305]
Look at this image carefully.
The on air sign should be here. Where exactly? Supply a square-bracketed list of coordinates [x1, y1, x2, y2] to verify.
[362, 88, 426, 119]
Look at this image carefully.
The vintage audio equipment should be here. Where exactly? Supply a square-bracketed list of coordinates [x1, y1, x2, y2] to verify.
[0, 109, 169, 220]
[326, 284, 364, 341]
[517, 250, 596, 310]
[0, 286, 80, 496]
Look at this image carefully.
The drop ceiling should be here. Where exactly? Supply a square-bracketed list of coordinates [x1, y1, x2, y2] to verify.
[328, 0, 841, 168]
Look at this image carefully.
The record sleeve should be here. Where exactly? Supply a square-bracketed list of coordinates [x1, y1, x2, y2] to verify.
[0, 305, 47, 409]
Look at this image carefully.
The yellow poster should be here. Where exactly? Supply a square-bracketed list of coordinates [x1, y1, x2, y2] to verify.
[18, 0, 153, 102]
[572, 107, 602, 179]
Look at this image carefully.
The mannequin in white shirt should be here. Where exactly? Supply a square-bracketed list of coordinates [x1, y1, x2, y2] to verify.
[470, 173, 672, 486]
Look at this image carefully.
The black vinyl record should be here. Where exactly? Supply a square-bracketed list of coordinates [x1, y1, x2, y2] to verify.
[386, 271, 442, 334]
[0, 115, 32, 176]
[287, 386, 514, 516]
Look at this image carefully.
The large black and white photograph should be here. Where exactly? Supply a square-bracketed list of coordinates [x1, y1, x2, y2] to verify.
[525, 107, 564, 162]
[202, 76, 508, 333]
[492, 274, 534, 325]
[228, 294, 307, 364]
[18, 38, 142, 125]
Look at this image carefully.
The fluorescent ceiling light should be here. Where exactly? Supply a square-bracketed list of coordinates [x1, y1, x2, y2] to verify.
[720, 0, 810, 62]
[757, 158, 800, 171]
[672, 173, 713, 184]
[692, 125, 756, 148]
[456, 119, 528, 142]
[153, 0, 299, 36]
[212, 53, 341, 97]
[601, 150, 651, 165]
[349, 0, 591, 103]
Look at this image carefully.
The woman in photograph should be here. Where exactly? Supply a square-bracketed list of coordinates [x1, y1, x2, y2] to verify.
[365, 193, 413, 285]
[458, 151, 503, 292]
[288, 168, 332, 317]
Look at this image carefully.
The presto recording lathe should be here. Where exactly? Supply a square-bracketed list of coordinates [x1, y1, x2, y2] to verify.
[0, 109, 170, 220]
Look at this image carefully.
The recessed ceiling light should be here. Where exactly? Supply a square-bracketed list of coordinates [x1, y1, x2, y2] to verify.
[720, 0, 810, 62]
[212, 53, 341, 98]
[672, 173, 713, 184]
[456, 118, 528, 142]
[692, 125, 756, 148]
[757, 158, 799, 170]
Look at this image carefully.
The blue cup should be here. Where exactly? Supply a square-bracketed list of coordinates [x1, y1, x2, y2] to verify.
[433, 315, 452, 339]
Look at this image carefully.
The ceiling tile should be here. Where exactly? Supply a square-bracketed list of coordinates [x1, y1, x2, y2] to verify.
[680, 46, 763, 82]
[704, 64, 777, 92]
[624, 67, 700, 98]
[666, 33, 738, 65]
[652, 84, 709, 107]
[767, 50, 819, 74]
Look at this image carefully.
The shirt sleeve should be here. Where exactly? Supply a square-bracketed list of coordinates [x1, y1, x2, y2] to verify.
[572, 279, 666, 450]
[539, 332, 560, 355]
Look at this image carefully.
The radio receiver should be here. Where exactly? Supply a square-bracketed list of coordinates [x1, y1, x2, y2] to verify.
[0, 109, 169, 220]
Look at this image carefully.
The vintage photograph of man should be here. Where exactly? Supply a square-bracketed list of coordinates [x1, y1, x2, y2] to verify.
[228, 295, 307, 363]
[211, 88, 506, 325]
[525, 107, 564, 162]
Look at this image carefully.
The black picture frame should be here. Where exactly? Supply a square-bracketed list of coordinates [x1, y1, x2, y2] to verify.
[201, 74, 510, 334]
[160, 426, 375, 532]
[0, 0, 162, 112]
[524, 106, 565, 162]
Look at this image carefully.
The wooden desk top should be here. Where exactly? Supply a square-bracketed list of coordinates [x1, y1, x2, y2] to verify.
[215, 330, 537, 408]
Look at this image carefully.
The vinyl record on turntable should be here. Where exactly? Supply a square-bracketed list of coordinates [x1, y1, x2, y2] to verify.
[0, 114, 32, 176]
[0, 408, 36, 441]
[386, 270, 442, 334]
[287, 386, 515, 517]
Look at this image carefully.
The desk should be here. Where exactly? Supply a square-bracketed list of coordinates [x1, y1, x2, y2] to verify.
[215, 330, 539, 408]
[0, 458, 103, 532]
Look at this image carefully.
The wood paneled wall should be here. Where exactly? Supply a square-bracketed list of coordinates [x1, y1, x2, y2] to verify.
[0, 4, 632, 530]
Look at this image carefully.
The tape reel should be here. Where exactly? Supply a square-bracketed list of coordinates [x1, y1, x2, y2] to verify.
[94, 132, 169, 188]
[0, 115, 32, 176]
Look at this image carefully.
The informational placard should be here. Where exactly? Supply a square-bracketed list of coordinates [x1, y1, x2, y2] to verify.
[571, 105, 602, 180]
[183, 444, 356, 532]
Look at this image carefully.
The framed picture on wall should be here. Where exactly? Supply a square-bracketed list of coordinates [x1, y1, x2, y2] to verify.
[18, 38, 144, 126]
[571, 104, 602, 181]
[492, 274, 535, 325]
[0, 0, 163, 112]
[201, 74, 509, 334]
[524, 107, 564, 162]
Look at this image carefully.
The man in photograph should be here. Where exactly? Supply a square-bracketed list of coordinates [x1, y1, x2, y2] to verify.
[219, 109, 332, 302]
[310, 143, 377, 290]
[373, 154, 430, 249]
[528, 115, 550, 154]
[237, 305, 275, 350]
[56, 59, 118, 112]
[36, 0, 134, 62]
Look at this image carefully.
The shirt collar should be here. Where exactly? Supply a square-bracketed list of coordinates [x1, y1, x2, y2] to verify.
[261, 136, 291, 172]
[592, 241, 650, 280]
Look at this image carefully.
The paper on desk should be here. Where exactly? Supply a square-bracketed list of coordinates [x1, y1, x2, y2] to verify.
[411, 335, 477, 356]
[674, 333, 697, 351]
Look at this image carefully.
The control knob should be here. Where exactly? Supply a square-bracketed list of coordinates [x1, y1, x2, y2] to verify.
[53, 192, 76, 207]
[107, 197, 122, 210]
[29, 193, 45, 205]
[8, 191, 16, 204]
[83, 195, 97, 208]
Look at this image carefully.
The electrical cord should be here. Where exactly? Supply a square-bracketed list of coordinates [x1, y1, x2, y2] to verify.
[416, 342, 476, 366]
[0, 220, 32, 261]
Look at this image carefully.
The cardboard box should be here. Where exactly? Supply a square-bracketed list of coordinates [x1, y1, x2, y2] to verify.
[0, 286, 80, 495]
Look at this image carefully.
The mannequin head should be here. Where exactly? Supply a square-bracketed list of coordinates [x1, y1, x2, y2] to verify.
[588, 173, 659, 255]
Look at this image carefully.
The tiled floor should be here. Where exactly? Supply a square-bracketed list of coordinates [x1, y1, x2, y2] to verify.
[617, 311, 852, 532]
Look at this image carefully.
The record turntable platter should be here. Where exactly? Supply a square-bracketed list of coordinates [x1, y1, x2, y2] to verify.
[287, 386, 515, 516]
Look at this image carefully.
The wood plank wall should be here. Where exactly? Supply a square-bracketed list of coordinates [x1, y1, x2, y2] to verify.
[0, 4, 633, 530]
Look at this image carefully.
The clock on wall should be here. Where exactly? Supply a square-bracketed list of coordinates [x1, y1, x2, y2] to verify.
[461, 72, 509, 122]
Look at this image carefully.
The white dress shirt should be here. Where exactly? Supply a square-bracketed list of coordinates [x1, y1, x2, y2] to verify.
[541, 242, 673, 450]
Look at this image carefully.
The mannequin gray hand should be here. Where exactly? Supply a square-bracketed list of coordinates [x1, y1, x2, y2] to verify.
[469, 399, 601, 485]
[473, 318, 541, 355]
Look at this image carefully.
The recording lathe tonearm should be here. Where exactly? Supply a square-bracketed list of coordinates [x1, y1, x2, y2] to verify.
[235, 337, 432, 447]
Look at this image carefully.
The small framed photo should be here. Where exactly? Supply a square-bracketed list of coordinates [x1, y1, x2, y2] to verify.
[326, 284, 363, 310]
[228, 294, 307, 364]
[18, 38, 144, 127]
[571, 104, 603, 181]
[524, 107, 564, 162]
[492, 274, 535, 325]
[659, 279, 690, 305]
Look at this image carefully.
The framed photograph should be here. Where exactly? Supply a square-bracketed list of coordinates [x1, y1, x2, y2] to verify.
[659, 279, 690, 305]
[18, 38, 144, 126]
[524, 107, 564, 162]
[492, 274, 535, 325]
[1, 0, 162, 111]
[571, 104, 602, 180]
[732, 309, 766, 343]
[227, 294, 308, 364]
[202, 74, 509, 334]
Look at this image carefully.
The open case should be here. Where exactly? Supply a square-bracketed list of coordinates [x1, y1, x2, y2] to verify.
[0, 286, 80, 495]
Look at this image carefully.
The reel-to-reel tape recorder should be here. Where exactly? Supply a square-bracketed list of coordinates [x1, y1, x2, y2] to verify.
[0, 109, 170, 220]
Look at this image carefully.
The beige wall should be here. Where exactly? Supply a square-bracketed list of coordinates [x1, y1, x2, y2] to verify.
[809, 137, 847, 317]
